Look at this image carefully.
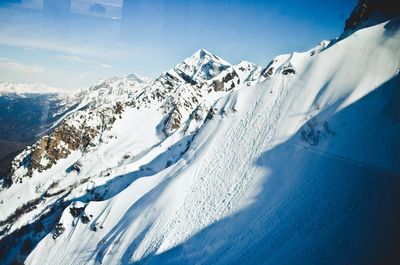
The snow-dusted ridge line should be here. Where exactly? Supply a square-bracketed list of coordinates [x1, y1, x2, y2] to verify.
[0, 82, 70, 96]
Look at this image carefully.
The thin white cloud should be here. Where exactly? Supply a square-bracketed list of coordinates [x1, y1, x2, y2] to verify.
[0, 58, 44, 74]
[55, 55, 94, 64]
[0, 8, 156, 65]
[55, 55, 112, 69]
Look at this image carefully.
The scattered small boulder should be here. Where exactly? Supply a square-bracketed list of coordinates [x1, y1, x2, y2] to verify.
[81, 214, 90, 224]
[301, 120, 334, 146]
[69, 201, 86, 218]
[53, 223, 65, 239]
[69, 205, 84, 218]
[206, 108, 217, 120]
[71, 161, 82, 173]
[282, 68, 296, 75]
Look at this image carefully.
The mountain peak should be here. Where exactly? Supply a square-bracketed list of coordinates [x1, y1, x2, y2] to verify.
[189, 48, 230, 66]
[194, 48, 213, 58]
[172, 49, 231, 84]
[126, 73, 152, 84]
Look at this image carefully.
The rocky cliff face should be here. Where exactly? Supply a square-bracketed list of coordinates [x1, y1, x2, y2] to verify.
[9, 102, 124, 184]
[345, 0, 400, 31]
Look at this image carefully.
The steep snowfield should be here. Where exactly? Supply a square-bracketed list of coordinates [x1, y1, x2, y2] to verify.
[23, 18, 400, 265]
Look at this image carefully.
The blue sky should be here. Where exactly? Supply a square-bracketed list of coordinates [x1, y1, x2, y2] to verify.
[0, 0, 356, 90]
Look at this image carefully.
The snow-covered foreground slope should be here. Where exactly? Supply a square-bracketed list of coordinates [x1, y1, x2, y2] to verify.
[22, 18, 400, 265]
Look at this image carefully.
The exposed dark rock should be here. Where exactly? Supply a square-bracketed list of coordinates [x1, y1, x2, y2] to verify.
[81, 214, 90, 224]
[68, 160, 82, 173]
[345, 0, 400, 31]
[175, 70, 198, 85]
[163, 108, 183, 135]
[261, 60, 276, 78]
[9, 102, 125, 184]
[211, 70, 239, 92]
[53, 223, 65, 239]
[300, 121, 334, 146]
[206, 107, 217, 120]
[282, 68, 296, 75]
[69, 205, 85, 218]
[114, 102, 124, 115]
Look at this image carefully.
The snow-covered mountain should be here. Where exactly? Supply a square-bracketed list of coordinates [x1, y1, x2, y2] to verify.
[1, 2, 400, 264]
[0, 83, 67, 97]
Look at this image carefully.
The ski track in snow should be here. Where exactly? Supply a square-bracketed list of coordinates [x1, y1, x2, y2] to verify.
[145, 76, 286, 252]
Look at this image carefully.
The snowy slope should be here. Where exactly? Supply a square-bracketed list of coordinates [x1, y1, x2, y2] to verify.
[16, 16, 400, 265]
[0, 47, 261, 259]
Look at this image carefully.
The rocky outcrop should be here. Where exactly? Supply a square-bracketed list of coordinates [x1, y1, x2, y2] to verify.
[300, 120, 334, 146]
[211, 70, 239, 92]
[52, 223, 65, 239]
[282, 68, 296, 75]
[9, 102, 126, 184]
[261, 60, 277, 78]
[345, 0, 400, 31]
[163, 108, 183, 136]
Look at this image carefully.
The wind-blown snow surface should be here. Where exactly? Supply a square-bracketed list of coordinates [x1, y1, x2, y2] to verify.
[19, 20, 400, 264]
